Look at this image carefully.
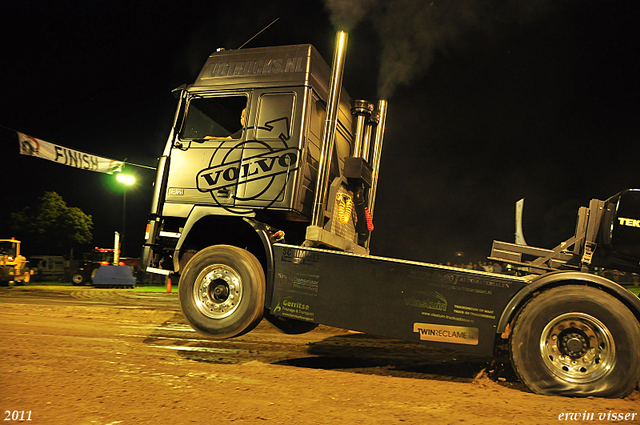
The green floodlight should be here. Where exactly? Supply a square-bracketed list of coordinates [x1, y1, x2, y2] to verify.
[113, 171, 136, 256]
[116, 173, 135, 185]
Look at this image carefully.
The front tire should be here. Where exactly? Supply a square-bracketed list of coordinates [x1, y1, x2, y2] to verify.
[179, 245, 265, 339]
[510, 285, 640, 398]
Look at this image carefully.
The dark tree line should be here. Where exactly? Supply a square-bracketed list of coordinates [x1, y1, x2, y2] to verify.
[10, 192, 93, 256]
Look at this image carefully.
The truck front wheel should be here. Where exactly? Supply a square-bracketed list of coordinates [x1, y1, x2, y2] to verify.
[179, 245, 265, 339]
[510, 285, 640, 398]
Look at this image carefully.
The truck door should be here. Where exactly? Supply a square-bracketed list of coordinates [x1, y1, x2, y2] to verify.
[235, 91, 301, 209]
[166, 94, 249, 207]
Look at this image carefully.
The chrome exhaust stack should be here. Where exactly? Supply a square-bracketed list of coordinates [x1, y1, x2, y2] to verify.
[310, 31, 349, 229]
[306, 31, 367, 253]
[362, 108, 379, 164]
[367, 99, 388, 219]
[351, 99, 374, 159]
[305, 31, 388, 254]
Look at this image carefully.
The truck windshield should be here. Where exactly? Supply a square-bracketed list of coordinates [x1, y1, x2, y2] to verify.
[181, 95, 247, 139]
[0, 241, 18, 258]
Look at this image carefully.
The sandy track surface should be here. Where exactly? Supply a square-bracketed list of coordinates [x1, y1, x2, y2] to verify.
[1, 286, 638, 424]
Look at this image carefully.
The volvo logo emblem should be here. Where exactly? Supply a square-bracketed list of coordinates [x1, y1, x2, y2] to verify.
[195, 117, 300, 206]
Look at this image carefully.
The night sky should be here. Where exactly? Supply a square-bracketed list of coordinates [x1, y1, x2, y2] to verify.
[1, 0, 639, 264]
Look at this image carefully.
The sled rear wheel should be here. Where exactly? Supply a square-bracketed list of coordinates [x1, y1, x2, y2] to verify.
[510, 285, 640, 398]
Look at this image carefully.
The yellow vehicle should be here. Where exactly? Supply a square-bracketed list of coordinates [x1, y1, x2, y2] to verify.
[0, 238, 32, 285]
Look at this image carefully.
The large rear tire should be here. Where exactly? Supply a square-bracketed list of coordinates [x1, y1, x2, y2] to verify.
[179, 245, 265, 339]
[510, 285, 640, 398]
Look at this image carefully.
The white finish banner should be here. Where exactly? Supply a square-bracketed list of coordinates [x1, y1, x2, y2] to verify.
[17, 132, 123, 174]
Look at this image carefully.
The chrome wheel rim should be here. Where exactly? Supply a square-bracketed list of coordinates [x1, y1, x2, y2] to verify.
[193, 264, 242, 319]
[540, 312, 615, 383]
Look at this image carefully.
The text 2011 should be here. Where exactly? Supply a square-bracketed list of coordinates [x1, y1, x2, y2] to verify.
[4, 411, 32, 421]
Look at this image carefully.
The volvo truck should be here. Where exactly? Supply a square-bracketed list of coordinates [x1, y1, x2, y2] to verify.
[141, 32, 640, 398]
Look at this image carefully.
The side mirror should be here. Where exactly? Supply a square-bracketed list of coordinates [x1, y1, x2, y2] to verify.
[171, 84, 188, 99]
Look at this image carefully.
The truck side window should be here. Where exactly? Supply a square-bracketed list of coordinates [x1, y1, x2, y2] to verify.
[181, 95, 247, 139]
[255, 93, 296, 142]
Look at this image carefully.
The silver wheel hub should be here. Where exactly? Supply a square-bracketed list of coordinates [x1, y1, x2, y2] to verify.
[193, 264, 242, 319]
[540, 312, 615, 383]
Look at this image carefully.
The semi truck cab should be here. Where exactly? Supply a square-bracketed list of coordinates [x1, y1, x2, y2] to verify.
[142, 35, 385, 279]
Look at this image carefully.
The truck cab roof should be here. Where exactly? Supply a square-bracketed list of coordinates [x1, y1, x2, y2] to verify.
[191, 44, 346, 102]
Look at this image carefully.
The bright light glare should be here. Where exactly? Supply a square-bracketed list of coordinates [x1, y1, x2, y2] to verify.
[116, 173, 135, 185]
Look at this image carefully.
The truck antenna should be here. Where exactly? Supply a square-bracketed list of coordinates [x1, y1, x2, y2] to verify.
[237, 17, 280, 50]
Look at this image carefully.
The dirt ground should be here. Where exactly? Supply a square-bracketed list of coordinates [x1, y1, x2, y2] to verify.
[1, 286, 639, 424]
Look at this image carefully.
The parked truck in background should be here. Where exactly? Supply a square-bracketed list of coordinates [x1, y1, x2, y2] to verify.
[141, 31, 640, 398]
[29, 255, 66, 282]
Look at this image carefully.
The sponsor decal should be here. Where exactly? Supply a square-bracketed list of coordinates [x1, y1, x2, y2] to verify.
[280, 247, 320, 265]
[453, 305, 495, 320]
[413, 323, 479, 345]
[404, 290, 447, 312]
[617, 217, 640, 228]
[293, 276, 319, 293]
[206, 56, 305, 78]
[273, 296, 315, 322]
[168, 188, 184, 196]
[408, 268, 509, 289]
[276, 271, 319, 297]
